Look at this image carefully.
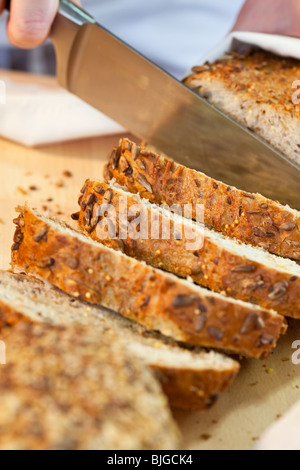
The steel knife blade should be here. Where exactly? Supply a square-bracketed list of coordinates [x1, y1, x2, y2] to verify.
[49, 0, 300, 208]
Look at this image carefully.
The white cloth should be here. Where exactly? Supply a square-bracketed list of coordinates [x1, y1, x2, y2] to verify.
[83, 0, 245, 78]
[0, 76, 123, 146]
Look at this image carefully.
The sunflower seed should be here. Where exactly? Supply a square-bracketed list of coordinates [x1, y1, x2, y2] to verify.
[279, 222, 296, 231]
[37, 258, 55, 269]
[240, 313, 264, 335]
[94, 185, 106, 195]
[103, 189, 113, 204]
[132, 144, 140, 160]
[207, 327, 224, 342]
[195, 313, 207, 332]
[233, 264, 256, 273]
[269, 281, 288, 300]
[136, 174, 153, 194]
[257, 334, 274, 347]
[173, 295, 198, 308]
[33, 227, 48, 243]
[111, 147, 122, 170]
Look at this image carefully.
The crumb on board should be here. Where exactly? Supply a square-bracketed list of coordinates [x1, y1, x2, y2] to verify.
[47, 198, 53, 202]
[29, 185, 38, 191]
[63, 170, 73, 178]
[200, 434, 211, 441]
[16, 186, 28, 196]
[266, 368, 274, 375]
[55, 180, 64, 188]
[0, 218, 4, 224]
[249, 382, 258, 387]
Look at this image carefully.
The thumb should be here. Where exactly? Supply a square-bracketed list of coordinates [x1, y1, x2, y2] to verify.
[7, 0, 59, 49]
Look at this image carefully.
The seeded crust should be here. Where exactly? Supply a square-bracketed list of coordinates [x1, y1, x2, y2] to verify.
[11, 206, 286, 359]
[104, 138, 300, 261]
[0, 271, 240, 411]
[77, 180, 300, 319]
[184, 50, 300, 166]
[0, 322, 179, 450]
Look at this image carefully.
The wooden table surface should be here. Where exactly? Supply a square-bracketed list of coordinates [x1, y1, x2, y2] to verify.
[0, 71, 299, 450]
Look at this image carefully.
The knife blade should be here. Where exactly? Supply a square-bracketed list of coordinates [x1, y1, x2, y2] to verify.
[49, 0, 298, 208]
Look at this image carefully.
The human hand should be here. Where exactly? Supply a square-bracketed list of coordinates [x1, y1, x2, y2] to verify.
[0, 0, 59, 49]
[233, 0, 300, 38]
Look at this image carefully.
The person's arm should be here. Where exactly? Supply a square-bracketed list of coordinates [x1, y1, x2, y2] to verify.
[233, 0, 300, 37]
[0, 0, 59, 49]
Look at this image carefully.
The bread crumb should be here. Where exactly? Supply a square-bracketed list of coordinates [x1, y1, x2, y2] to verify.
[200, 434, 211, 441]
[29, 185, 38, 191]
[0, 218, 4, 225]
[249, 382, 258, 387]
[63, 170, 73, 178]
[266, 368, 274, 375]
[55, 180, 64, 188]
[16, 186, 28, 196]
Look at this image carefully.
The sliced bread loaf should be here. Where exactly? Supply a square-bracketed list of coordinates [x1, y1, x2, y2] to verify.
[77, 180, 300, 319]
[104, 138, 300, 261]
[0, 322, 179, 450]
[0, 271, 240, 411]
[11, 206, 286, 359]
[184, 50, 300, 167]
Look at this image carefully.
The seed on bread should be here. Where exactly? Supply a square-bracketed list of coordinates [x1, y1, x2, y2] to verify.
[136, 174, 153, 194]
[33, 227, 48, 243]
[268, 282, 288, 301]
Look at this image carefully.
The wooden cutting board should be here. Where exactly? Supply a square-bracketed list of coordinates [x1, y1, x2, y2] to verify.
[0, 71, 299, 450]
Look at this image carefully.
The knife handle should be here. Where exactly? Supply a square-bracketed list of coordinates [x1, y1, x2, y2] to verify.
[4, 0, 10, 11]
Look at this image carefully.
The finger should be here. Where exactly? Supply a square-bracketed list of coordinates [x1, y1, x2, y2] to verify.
[7, 0, 59, 49]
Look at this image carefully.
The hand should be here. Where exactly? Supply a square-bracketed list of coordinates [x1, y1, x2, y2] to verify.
[0, 0, 59, 49]
[233, 0, 300, 38]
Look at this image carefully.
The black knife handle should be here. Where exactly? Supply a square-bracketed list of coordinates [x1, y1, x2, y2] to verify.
[5, 0, 10, 11]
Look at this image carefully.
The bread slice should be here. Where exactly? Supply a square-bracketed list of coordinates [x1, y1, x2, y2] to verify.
[184, 50, 300, 167]
[0, 322, 179, 450]
[11, 206, 286, 359]
[0, 271, 240, 411]
[104, 138, 300, 261]
[77, 179, 300, 319]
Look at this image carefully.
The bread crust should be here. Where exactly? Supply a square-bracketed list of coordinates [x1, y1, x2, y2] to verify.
[78, 180, 300, 319]
[0, 322, 179, 450]
[11, 207, 286, 359]
[184, 50, 300, 166]
[0, 272, 239, 411]
[104, 138, 300, 261]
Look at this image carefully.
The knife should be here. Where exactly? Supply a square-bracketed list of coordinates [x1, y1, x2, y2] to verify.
[6, 0, 300, 208]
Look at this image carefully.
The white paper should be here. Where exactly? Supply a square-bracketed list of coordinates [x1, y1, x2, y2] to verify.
[184, 31, 300, 78]
[0, 76, 124, 147]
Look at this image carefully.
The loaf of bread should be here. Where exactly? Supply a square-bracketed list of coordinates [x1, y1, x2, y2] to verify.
[0, 322, 179, 450]
[0, 271, 240, 410]
[104, 138, 300, 261]
[184, 50, 300, 167]
[77, 179, 300, 319]
[11, 206, 286, 359]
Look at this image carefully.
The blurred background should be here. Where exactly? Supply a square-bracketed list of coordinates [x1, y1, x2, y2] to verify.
[0, 0, 245, 78]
